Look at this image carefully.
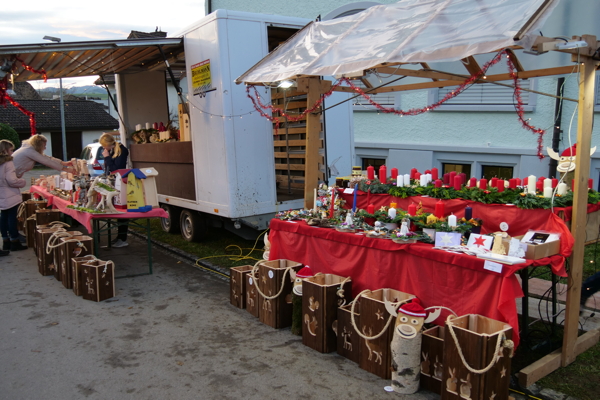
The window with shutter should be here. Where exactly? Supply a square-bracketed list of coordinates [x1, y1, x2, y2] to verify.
[428, 79, 537, 112]
[352, 79, 400, 111]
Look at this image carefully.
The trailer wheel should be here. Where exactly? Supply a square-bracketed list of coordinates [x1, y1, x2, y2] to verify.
[180, 210, 208, 242]
[160, 204, 181, 234]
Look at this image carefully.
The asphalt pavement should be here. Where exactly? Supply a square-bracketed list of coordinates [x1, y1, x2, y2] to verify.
[0, 229, 441, 400]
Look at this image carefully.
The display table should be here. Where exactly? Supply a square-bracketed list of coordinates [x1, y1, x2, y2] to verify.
[268, 218, 569, 348]
[30, 185, 168, 277]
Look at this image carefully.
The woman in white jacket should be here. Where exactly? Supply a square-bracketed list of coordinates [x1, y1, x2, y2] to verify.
[12, 134, 75, 178]
[0, 140, 27, 253]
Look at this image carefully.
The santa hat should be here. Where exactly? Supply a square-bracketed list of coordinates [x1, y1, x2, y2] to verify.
[398, 298, 426, 317]
[561, 144, 577, 157]
[296, 266, 314, 279]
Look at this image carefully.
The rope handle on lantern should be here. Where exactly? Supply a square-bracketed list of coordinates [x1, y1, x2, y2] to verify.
[349, 289, 411, 341]
[445, 315, 515, 375]
[336, 276, 352, 307]
[46, 238, 87, 252]
[45, 230, 72, 254]
[17, 202, 27, 220]
[49, 221, 71, 228]
[103, 260, 115, 274]
[250, 260, 294, 300]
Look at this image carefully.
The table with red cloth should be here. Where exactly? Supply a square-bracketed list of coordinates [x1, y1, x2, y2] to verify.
[268, 218, 569, 348]
[30, 185, 168, 276]
[338, 190, 577, 261]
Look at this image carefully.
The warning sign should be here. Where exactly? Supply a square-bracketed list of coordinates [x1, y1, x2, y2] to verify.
[191, 59, 215, 96]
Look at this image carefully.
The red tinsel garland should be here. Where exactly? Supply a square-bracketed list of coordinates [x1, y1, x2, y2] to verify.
[246, 49, 547, 158]
[0, 56, 47, 136]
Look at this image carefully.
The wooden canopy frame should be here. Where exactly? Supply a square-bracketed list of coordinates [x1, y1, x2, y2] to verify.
[292, 35, 599, 385]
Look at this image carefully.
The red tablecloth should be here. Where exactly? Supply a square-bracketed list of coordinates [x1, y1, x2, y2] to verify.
[268, 219, 568, 348]
[30, 185, 168, 233]
[338, 191, 575, 263]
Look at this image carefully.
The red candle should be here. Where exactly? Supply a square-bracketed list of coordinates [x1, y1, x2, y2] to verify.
[496, 179, 504, 192]
[435, 179, 442, 188]
[589, 179, 594, 190]
[379, 165, 387, 183]
[434, 200, 445, 219]
[390, 167, 398, 180]
[367, 165, 375, 180]
[329, 188, 336, 218]
[523, 177, 528, 186]
[367, 203, 375, 214]
[491, 177, 498, 187]
[509, 179, 517, 189]
[410, 168, 417, 180]
[408, 203, 416, 216]
[469, 177, 477, 188]
[453, 175, 461, 191]
[516, 178, 522, 186]
[443, 173, 450, 185]
[538, 176, 546, 182]
[459, 173, 467, 185]
[449, 171, 457, 184]
[572, 179, 575, 191]
[552, 178, 558, 188]
[536, 181, 543, 192]
[415, 172, 421, 180]
[479, 179, 487, 189]
[431, 167, 439, 181]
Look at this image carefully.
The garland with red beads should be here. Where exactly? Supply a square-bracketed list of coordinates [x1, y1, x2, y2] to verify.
[246, 49, 546, 158]
[0, 56, 47, 136]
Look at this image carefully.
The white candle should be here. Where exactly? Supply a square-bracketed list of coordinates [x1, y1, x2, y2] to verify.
[543, 186, 553, 198]
[145, 122, 151, 129]
[557, 182, 567, 195]
[425, 173, 432, 183]
[313, 188, 317, 211]
[135, 124, 142, 131]
[388, 207, 397, 219]
[527, 175, 536, 194]
[403, 174, 411, 187]
[448, 214, 457, 227]
[543, 178, 552, 188]
[396, 175, 404, 187]
[420, 175, 428, 187]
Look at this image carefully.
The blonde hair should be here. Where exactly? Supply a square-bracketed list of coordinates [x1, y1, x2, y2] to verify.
[22, 134, 47, 154]
[99, 133, 122, 158]
[0, 139, 15, 155]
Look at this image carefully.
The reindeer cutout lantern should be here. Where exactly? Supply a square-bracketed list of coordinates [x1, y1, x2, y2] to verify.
[384, 298, 443, 394]
[547, 144, 597, 189]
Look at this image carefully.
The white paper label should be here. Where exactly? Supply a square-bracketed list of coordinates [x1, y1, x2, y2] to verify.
[268, 270, 274, 279]
[343, 188, 355, 194]
[483, 260, 503, 274]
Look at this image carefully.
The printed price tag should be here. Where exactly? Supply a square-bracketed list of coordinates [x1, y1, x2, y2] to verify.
[483, 260, 503, 274]
[343, 188, 355, 194]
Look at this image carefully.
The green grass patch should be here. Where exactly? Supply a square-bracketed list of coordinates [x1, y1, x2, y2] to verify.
[146, 219, 265, 269]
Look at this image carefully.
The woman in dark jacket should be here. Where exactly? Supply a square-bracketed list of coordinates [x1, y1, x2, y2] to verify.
[99, 133, 129, 247]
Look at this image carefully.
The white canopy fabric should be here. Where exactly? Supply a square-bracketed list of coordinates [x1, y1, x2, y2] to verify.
[236, 0, 558, 84]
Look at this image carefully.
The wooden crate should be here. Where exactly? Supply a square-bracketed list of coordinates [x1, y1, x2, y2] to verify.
[81, 260, 115, 302]
[71, 255, 98, 296]
[421, 325, 446, 395]
[302, 274, 352, 353]
[24, 200, 47, 247]
[441, 315, 513, 400]
[359, 288, 415, 379]
[257, 259, 303, 329]
[335, 303, 360, 363]
[230, 265, 253, 309]
[36, 227, 65, 276]
[51, 231, 82, 282]
[245, 270, 259, 318]
[33, 210, 61, 253]
[59, 235, 93, 289]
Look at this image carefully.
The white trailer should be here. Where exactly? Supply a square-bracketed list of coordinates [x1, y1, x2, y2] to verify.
[128, 10, 355, 240]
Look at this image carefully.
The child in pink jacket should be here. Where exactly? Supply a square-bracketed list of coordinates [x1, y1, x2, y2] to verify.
[0, 139, 27, 253]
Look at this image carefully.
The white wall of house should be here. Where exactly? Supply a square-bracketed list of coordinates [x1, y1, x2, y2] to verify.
[211, 0, 600, 181]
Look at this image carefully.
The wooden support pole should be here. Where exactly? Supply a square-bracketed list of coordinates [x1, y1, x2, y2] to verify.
[562, 35, 598, 367]
[298, 77, 324, 210]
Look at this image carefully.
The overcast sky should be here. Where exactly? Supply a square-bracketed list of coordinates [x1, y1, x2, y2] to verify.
[2, 1, 206, 88]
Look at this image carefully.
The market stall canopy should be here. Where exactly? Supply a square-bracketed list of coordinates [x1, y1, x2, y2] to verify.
[0, 37, 184, 82]
[236, 0, 558, 85]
